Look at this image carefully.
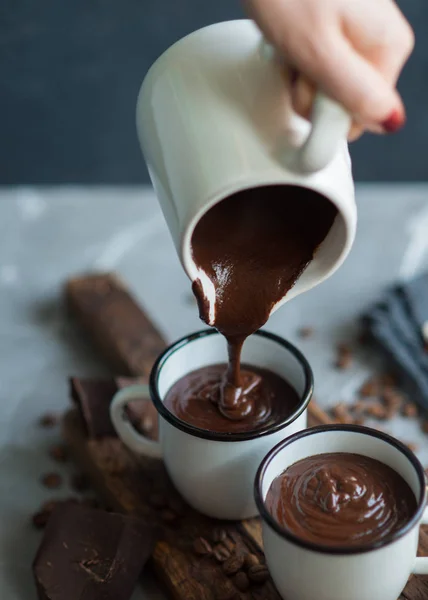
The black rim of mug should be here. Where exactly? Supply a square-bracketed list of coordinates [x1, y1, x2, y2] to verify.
[149, 328, 314, 442]
[254, 424, 428, 555]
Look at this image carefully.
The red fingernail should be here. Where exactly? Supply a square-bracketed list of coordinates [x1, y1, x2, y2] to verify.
[289, 67, 298, 85]
[381, 109, 406, 134]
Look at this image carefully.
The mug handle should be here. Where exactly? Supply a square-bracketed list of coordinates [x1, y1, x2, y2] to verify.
[412, 506, 428, 575]
[259, 39, 351, 174]
[110, 384, 163, 459]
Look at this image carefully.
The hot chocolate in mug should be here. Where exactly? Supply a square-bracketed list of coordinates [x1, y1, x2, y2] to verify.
[136, 19, 357, 313]
[255, 425, 428, 600]
[110, 329, 313, 520]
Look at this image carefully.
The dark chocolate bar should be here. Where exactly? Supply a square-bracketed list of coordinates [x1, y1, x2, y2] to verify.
[65, 273, 166, 378]
[70, 376, 158, 440]
[70, 377, 117, 438]
[33, 502, 156, 600]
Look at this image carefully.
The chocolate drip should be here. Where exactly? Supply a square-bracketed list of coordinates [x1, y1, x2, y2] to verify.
[265, 453, 417, 547]
[191, 185, 337, 419]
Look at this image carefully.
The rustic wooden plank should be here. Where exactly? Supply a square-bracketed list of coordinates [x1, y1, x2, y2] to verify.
[64, 272, 427, 600]
[63, 409, 279, 600]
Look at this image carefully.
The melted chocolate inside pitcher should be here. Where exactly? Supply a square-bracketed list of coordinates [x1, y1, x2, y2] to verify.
[189, 184, 337, 423]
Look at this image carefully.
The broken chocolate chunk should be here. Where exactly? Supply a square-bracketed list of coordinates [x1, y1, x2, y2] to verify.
[70, 377, 118, 438]
[70, 376, 159, 441]
[33, 502, 155, 600]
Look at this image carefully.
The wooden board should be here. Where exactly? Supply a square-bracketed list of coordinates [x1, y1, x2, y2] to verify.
[63, 273, 428, 600]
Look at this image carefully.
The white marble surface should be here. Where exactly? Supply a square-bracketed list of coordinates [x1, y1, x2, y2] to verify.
[1, 184, 428, 599]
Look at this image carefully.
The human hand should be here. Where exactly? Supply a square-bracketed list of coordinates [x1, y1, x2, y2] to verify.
[245, 0, 414, 140]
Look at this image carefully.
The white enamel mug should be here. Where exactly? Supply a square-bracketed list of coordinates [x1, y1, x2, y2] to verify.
[110, 329, 313, 520]
[255, 425, 428, 600]
[136, 19, 357, 313]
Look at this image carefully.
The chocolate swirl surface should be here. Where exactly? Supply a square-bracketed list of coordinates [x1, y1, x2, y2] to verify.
[265, 452, 417, 547]
[163, 363, 300, 433]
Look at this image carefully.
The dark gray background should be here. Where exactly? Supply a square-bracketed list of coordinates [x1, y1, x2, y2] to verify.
[0, 0, 426, 184]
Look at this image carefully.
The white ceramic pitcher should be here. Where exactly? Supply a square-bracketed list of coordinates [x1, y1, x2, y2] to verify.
[136, 19, 357, 312]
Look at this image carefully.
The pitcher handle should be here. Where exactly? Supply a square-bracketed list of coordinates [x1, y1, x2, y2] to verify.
[260, 39, 351, 174]
[110, 384, 163, 459]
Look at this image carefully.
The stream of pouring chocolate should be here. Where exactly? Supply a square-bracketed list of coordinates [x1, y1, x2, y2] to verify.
[191, 185, 337, 420]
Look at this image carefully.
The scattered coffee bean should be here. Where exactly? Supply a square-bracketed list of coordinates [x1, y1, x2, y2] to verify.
[298, 326, 314, 339]
[193, 537, 213, 556]
[406, 442, 418, 453]
[352, 417, 365, 426]
[223, 537, 235, 552]
[359, 378, 379, 398]
[244, 553, 259, 569]
[380, 373, 397, 387]
[223, 554, 245, 576]
[48, 444, 68, 463]
[215, 581, 239, 600]
[32, 510, 50, 529]
[383, 387, 404, 407]
[338, 342, 352, 355]
[160, 509, 178, 523]
[233, 572, 250, 592]
[366, 403, 388, 420]
[39, 413, 57, 428]
[71, 473, 89, 492]
[336, 355, 352, 370]
[382, 395, 402, 420]
[248, 564, 270, 584]
[352, 400, 367, 413]
[212, 527, 227, 543]
[41, 473, 62, 489]
[213, 545, 231, 562]
[335, 342, 353, 370]
[402, 403, 418, 418]
[39, 500, 56, 514]
[331, 403, 351, 424]
[149, 491, 167, 508]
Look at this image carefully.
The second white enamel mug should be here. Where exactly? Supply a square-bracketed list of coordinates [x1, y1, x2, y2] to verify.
[255, 425, 428, 600]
